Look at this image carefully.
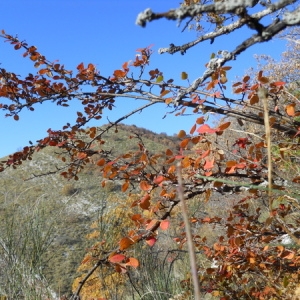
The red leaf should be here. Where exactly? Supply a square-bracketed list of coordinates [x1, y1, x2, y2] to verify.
[97, 158, 106, 166]
[153, 175, 165, 185]
[146, 237, 157, 247]
[160, 219, 170, 230]
[109, 254, 126, 263]
[197, 124, 217, 134]
[272, 81, 285, 87]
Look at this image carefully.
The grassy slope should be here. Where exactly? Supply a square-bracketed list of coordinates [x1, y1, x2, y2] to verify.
[0, 124, 180, 296]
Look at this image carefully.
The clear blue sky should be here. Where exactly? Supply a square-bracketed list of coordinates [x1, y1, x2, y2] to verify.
[0, 0, 287, 157]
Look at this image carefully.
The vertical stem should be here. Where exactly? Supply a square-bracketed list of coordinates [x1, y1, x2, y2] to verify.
[258, 86, 273, 210]
[176, 162, 201, 300]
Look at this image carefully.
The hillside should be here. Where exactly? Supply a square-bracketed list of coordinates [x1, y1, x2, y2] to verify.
[0, 124, 181, 297]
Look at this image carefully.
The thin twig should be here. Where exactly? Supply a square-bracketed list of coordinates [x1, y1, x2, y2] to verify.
[258, 86, 273, 209]
[177, 162, 201, 300]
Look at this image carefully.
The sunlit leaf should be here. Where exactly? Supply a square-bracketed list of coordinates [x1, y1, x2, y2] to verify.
[204, 157, 214, 170]
[177, 130, 186, 138]
[160, 219, 170, 230]
[196, 117, 205, 124]
[146, 237, 157, 247]
[285, 103, 296, 116]
[180, 138, 189, 148]
[181, 71, 188, 80]
[126, 257, 139, 268]
[272, 81, 285, 87]
[160, 90, 170, 97]
[156, 75, 163, 83]
[197, 124, 217, 134]
[109, 254, 126, 263]
[165, 97, 173, 104]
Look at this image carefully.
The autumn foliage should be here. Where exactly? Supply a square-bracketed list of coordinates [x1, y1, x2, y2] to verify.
[1, 1, 300, 299]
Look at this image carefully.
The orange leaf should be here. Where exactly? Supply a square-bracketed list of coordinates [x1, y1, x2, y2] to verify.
[122, 181, 129, 192]
[165, 97, 173, 104]
[282, 251, 295, 260]
[77, 152, 87, 159]
[218, 122, 231, 131]
[168, 165, 176, 174]
[180, 138, 189, 148]
[258, 76, 269, 84]
[140, 181, 152, 191]
[114, 69, 127, 78]
[190, 124, 196, 135]
[126, 257, 139, 268]
[39, 69, 49, 75]
[272, 81, 285, 87]
[181, 156, 190, 168]
[226, 160, 236, 167]
[160, 90, 170, 97]
[119, 237, 134, 250]
[97, 158, 106, 166]
[160, 219, 170, 230]
[196, 117, 205, 124]
[204, 157, 214, 170]
[109, 254, 126, 263]
[177, 130, 186, 138]
[243, 75, 250, 83]
[285, 103, 296, 117]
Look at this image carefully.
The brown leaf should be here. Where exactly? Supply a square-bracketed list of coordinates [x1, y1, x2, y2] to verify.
[119, 237, 134, 250]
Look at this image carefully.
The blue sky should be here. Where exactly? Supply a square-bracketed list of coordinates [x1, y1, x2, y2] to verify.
[0, 0, 287, 157]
